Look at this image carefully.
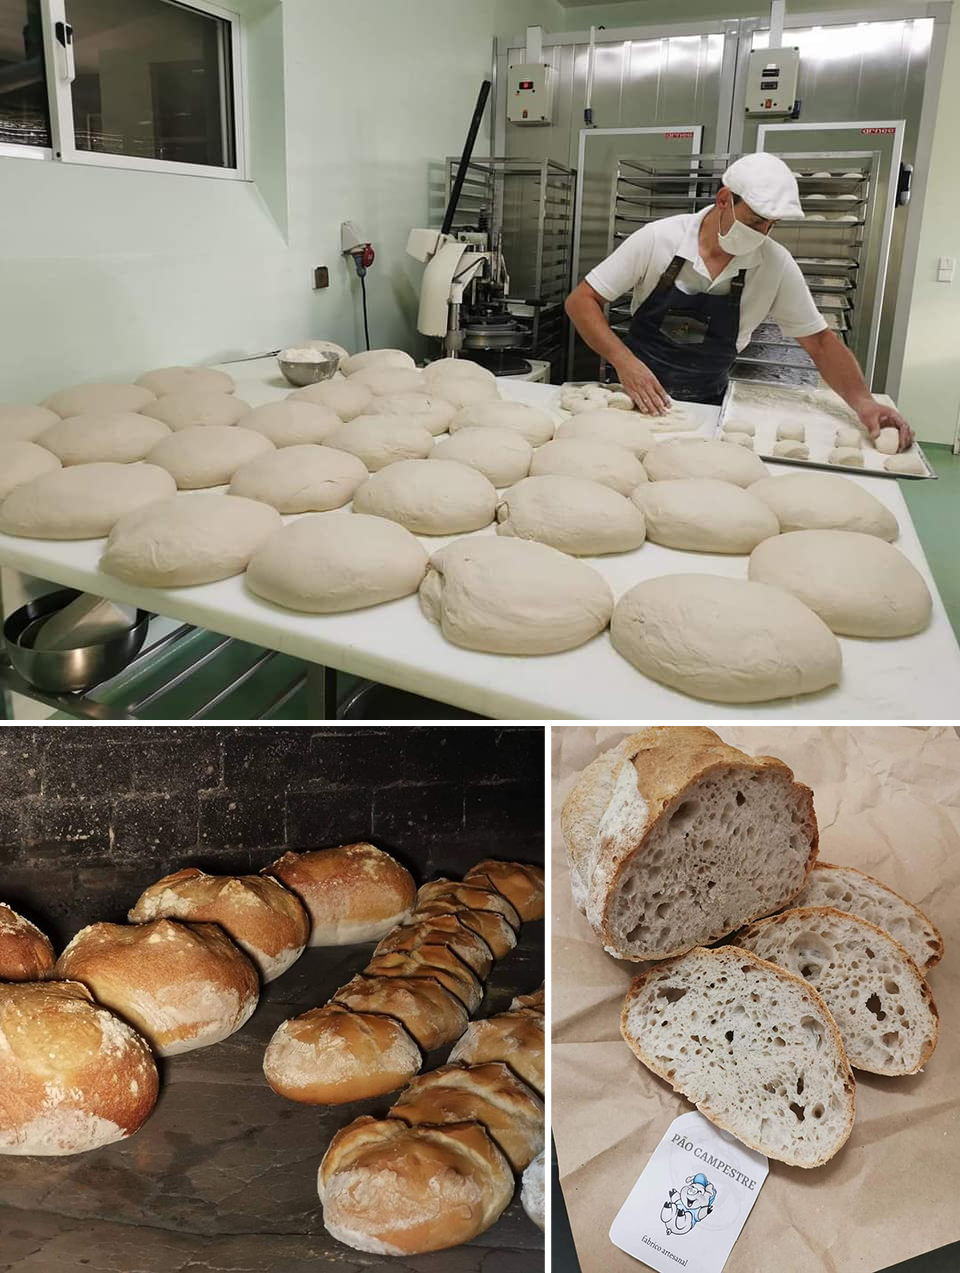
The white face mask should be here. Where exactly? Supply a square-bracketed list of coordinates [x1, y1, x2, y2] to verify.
[717, 203, 767, 256]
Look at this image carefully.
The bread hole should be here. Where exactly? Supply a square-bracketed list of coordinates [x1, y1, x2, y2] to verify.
[763, 1081, 777, 1093]
[735, 791, 746, 806]
[690, 1034, 701, 1044]
[881, 1031, 899, 1048]
[706, 879, 717, 892]
[657, 986, 688, 1003]
[749, 992, 760, 1003]
[671, 799, 701, 828]
[865, 947, 875, 959]
[724, 1030, 734, 1043]
[896, 1005, 905, 1016]
[800, 1017, 823, 1051]
[796, 1073, 804, 1095]
[865, 993, 886, 1022]
[884, 979, 899, 995]
[824, 885, 841, 900]
[774, 1036, 785, 1047]
[789, 1102, 806, 1122]
[811, 1104, 824, 1120]
[656, 902, 671, 918]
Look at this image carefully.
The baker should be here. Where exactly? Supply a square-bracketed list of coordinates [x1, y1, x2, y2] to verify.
[565, 152, 913, 449]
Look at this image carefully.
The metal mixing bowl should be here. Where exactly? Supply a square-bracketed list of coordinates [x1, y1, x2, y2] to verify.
[3, 589, 149, 694]
[277, 352, 340, 387]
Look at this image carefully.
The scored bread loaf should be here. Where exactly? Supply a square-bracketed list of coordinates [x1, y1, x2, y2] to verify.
[388, 1061, 544, 1171]
[374, 913, 494, 978]
[510, 982, 544, 1015]
[448, 1005, 545, 1096]
[263, 1002, 421, 1104]
[737, 907, 939, 1076]
[788, 863, 944, 972]
[464, 859, 545, 922]
[333, 972, 468, 1051]
[522, 1149, 545, 1230]
[415, 879, 521, 931]
[0, 904, 55, 981]
[410, 899, 518, 959]
[621, 945, 856, 1168]
[364, 948, 483, 1014]
[562, 727, 818, 960]
[128, 867, 309, 981]
[318, 1116, 514, 1255]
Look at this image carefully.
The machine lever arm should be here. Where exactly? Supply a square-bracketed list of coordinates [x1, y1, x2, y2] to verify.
[441, 79, 492, 237]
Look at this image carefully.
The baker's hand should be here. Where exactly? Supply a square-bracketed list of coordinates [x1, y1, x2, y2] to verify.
[855, 397, 914, 452]
[614, 354, 671, 416]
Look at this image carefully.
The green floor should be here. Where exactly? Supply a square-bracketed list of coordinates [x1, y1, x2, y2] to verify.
[902, 443, 960, 638]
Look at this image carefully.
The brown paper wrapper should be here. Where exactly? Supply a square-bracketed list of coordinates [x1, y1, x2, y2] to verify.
[552, 726, 960, 1273]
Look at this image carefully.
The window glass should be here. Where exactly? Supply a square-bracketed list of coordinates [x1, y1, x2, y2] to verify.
[0, 0, 52, 148]
[66, 0, 236, 167]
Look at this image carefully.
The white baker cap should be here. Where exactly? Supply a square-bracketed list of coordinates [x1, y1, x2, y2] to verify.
[722, 153, 803, 220]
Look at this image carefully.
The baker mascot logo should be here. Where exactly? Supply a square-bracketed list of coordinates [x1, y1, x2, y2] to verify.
[660, 1173, 717, 1236]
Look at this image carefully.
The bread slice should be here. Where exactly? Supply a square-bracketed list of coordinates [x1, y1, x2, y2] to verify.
[737, 907, 939, 1076]
[562, 727, 818, 960]
[789, 863, 944, 972]
[621, 945, 855, 1168]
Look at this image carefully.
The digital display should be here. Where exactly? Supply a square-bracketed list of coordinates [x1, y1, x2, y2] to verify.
[518, 80, 534, 90]
[760, 79, 779, 89]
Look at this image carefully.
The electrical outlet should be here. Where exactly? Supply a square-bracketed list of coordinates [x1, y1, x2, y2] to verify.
[314, 266, 329, 289]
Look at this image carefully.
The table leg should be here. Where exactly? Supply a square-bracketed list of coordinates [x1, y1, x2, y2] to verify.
[306, 664, 339, 719]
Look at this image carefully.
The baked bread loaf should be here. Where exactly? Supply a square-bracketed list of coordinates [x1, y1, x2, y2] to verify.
[55, 919, 259, 1056]
[410, 899, 518, 960]
[737, 907, 939, 1075]
[621, 945, 856, 1167]
[263, 844, 416, 945]
[333, 973, 468, 1051]
[0, 980, 158, 1155]
[510, 983, 545, 1015]
[415, 879, 521, 932]
[788, 863, 943, 972]
[318, 1116, 514, 1255]
[562, 727, 818, 960]
[263, 1002, 421, 1104]
[389, 1061, 544, 1171]
[374, 913, 494, 978]
[364, 948, 483, 1014]
[522, 1149, 545, 1230]
[464, 859, 545, 922]
[448, 1007, 545, 1096]
[0, 904, 55, 981]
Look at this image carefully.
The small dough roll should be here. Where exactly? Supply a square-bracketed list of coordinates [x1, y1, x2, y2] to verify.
[772, 440, 810, 460]
[37, 412, 171, 465]
[353, 459, 496, 534]
[420, 537, 613, 655]
[749, 472, 898, 540]
[136, 366, 234, 396]
[611, 574, 842, 702]
[555, 408, 654, 457]
[263, 843, 416, 945]
[649, 401, 697, 432]
[875, 426, 901, 455]
[0, 462, 176, 539]
[350, 367, 426, 396]
[44, 382, 156, 418]
[829, 447, 864, 468]
[289, 379, 373, 421]
[530, 437, 646, 495]
[452, 400, 555, 447]
[55, 919, 259, 1056]
[777, 420, 805, 442]
[128, 867, 309, 981]
[246, 513, 427, 612]
[229, 444, 367, 512]
[333, 974, 468, 1051]
[885, 452, 926, 476]
[432, 426, 532, 487]
[237, 400, 340, 446]
[522, 1150, 546, 1230]
[722, 431, 754, 448]
[0, 404, 61, 441]
[147, 425, 275, 489]
[496, 474, 646, 556]
[140, 391, 248, 430]
[326, 416, 434, 470]
[644, 437, 767, 486]
[342, 349, 415, 376]
[834, 424, 863, 449]
[374, 393, 457, 436]
[464, 859, 545, 922]
[0, 904, 55, 981]
[631, 478, 779, 553]
[448, 1010, 545, 1096]
[0, 441, 61, 501]
[748, 529, 932, 637]
[0, 981, 159, 1156]
[101, 494, 281, 587]
[724, 419, 756, 437]
[264, 1003, 421, 1104]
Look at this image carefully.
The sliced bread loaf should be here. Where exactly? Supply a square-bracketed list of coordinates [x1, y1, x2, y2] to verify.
[789, 863, 943, 971]
[621, 945, 855, 1167]
[562, 727, 818, 960]
[737, 907, 939, 1076]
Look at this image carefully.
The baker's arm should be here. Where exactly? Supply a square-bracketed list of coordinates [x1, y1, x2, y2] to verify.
[797, 329, 914, 450]
[565, 281, 671, 415]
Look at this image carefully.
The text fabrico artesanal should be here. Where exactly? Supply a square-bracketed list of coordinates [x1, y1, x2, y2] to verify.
[670, 1134, 760, 1191]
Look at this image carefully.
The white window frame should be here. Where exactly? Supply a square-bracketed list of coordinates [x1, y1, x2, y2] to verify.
[0, 0, 248, 179]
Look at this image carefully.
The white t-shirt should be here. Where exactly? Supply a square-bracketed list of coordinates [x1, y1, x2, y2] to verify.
[585, 208, 827, 352]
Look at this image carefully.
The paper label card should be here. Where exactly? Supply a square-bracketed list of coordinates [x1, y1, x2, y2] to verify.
[609, 1111, 769, 1273]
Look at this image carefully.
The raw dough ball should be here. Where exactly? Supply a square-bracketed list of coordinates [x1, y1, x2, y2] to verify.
[631, 478, 780, 553]
[644, 436, 767, 487]
[237, 401, 340, 447]
[422, 358, 496, 385]
[428, 375, 500, 409]
[555, 408, 653, 457]
[44, 383, 156, 418]
[375, 393, 457, 436]
[341, 349, 415, 376]
[246, 513, 427, 612]
[749, 472, 898, 540]
[530, 438, 646, 495]
[420, 537, 613, 654]
[289, 379, 374, 421]
[146, 425, 275, 489]
[722, 431, 754, 448]
[885, 452, 927, 476]
[772, 440, 810, 459]
[828, 446, 864, 468]
[723, 419, 756, 437]
[748, 530, 931, 637]
[453, 400, 555, 447]
[0, 462, 176, 539]
[776, 420, 805, 442]
[834, 424, 863, 448]
[496, 475, 646, 556]
[102, 495, 282, 587]
[353, 459, 496, 534]
[136, 366, 235, 396]
[229, 445, 368, 512]
[0, 441, 61, 501]
[875, 427, 900, 455]
[0, 404, 59, 441]
[37, 413, 171, 465]
[140, 391, 249, 429]
[326, 416, 433, 471]
[649, 401, 696, 432]
[431, 427, 532, 487]
[350, 367, 426, 396]
[611, 574, 841, 702]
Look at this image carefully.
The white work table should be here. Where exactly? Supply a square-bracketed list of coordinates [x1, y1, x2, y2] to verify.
[1, 358, 958, 720]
